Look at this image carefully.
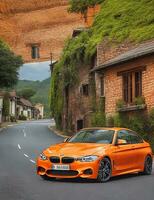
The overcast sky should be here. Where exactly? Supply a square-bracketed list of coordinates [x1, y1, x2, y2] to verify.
[19, 61, 51, 81]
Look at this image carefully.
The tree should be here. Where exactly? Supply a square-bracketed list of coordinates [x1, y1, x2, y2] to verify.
[0, 39, 23, 88]
[68, 0, 104, 21]
[17, 88, 36, 100]
[2, 92, 10, 121]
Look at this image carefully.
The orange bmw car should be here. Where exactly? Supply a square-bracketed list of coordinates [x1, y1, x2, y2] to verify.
[37, 128, 153, 182]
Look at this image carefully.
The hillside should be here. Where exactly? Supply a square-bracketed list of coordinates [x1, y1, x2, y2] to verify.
[15, 78, 51, 117]
[0, 0, 83, 62]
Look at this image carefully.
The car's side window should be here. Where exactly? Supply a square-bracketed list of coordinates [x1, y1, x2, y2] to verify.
[127, 130, 143, 144]
[117, 130, 132, 144]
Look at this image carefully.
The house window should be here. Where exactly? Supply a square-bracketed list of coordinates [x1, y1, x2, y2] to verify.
[100, 75, 105, 96]
[81, 84, 89, 96]
[123, 71, 142, 104]
[31, 45, 39, 59]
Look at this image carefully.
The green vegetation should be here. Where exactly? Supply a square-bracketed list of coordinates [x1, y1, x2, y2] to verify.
[0, 39, 23, 88]
[134, 96, 145, 105]
[116, 99, 125, 109]
[2, 92, 10, 121]
[15, 78, 51, 117]
[113, 110, 154, 151]
[91, 112, 106, 127]
[51, 0, 154, 130]
[17, 88, 36, 100]
[18, 115, 27, 121]
[68, 0, 104, 20]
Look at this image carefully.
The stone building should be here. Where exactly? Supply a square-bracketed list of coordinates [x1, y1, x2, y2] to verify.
[61, 39, 154, 132]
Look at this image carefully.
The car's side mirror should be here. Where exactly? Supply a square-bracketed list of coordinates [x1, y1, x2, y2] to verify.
[64, 137, 69, 143]
[116, 139, 127, 145]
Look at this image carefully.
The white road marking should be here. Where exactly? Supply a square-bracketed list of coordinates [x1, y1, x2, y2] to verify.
[24, 154, 29, 158]
[18, 144, 21, 150]
[30, 159, 36, 164]
[23, 129, 26, 137]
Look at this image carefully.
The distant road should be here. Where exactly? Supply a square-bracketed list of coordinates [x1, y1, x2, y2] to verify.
[0, 120, 154, 200]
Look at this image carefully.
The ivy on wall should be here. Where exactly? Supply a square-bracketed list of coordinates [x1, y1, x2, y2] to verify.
[50, 0, 154, 130]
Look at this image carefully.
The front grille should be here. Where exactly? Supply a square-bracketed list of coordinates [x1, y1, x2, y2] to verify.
[50, 156, 60, 163]
[47, 170, 78, 176]
[62, 157, 75, 164]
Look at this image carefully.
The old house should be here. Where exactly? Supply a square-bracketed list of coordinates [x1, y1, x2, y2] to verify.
[9, 91, 18, 117]
[61, 40, 154, 132]
[17, 98, 34, 120]
[35, 103, 44, 119]
[92, 40, 154, 118]
[0, 91, 18, 121]
[60, 5, 101, 132]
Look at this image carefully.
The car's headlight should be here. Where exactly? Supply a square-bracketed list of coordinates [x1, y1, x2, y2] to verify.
[40, 153, 47, 160]
[77, 155, 98, 162]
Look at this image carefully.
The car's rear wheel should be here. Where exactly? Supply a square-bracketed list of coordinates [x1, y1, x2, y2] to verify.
[97, 157, 112, 183]
[142, 155, 153, 175]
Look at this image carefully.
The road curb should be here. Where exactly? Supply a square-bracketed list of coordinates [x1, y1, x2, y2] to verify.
[48, 125, 68, 138]
[0, 121, 24, 131]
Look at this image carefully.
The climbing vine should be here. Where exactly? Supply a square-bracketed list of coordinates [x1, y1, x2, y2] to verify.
[50, 0, 154, 130]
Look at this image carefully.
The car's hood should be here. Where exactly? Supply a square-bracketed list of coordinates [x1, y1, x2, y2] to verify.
[44, 142, 110, 157]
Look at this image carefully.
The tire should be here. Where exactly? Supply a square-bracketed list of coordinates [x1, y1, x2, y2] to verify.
[142, 155, 153, 175]
[97, 157, 112, 183]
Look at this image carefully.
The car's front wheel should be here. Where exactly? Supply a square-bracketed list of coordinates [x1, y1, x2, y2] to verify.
[97, 157, 112, 183]
[142, 155, 153, 175]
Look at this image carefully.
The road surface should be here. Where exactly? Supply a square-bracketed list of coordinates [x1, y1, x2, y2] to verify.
[0, 120, 154, 200]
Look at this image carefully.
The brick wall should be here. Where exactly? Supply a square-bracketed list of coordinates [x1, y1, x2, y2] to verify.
[97, 41, 139, 66]
[101, 55, 154, 116]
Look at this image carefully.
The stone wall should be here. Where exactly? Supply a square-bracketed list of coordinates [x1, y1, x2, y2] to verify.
[65, 64, 93, 131]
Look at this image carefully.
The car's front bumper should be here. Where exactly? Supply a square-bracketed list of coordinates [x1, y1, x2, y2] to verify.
[37, 158, 100, 179]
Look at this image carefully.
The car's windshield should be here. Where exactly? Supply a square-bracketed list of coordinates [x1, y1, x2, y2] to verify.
[68, 129, 115, 144]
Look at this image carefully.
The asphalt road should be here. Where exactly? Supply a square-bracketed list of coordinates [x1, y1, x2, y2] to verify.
[0, 120, 154, 200]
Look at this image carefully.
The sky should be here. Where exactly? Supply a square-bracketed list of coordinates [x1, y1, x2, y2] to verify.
[19, 61, 51, 81]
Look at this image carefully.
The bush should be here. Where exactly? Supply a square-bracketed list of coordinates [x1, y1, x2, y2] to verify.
[106, 115, 114, 127]
[112, 110, 154, 152]
[91, 112, 106, 127]
[116, 99, 125, 109]
[10, 116, 17, 122]
[134, 96, 145, 105]
[19, 115, 27, 121]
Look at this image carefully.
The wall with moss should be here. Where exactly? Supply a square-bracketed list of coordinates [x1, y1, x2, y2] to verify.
[50, 0, 154, 131]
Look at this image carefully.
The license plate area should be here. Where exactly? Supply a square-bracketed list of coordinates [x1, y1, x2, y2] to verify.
[52, 164, 70, 171]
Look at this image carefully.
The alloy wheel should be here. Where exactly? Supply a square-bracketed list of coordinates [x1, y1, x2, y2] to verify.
[144, 156, 153, 175]
[97, 157, 112, 183]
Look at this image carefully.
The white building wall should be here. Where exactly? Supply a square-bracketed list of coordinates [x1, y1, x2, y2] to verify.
[0, 97, 3, 123]
[9, 100, 16, 116]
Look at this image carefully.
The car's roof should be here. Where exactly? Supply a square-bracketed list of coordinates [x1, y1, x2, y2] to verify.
[81, 127, 130, 131]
